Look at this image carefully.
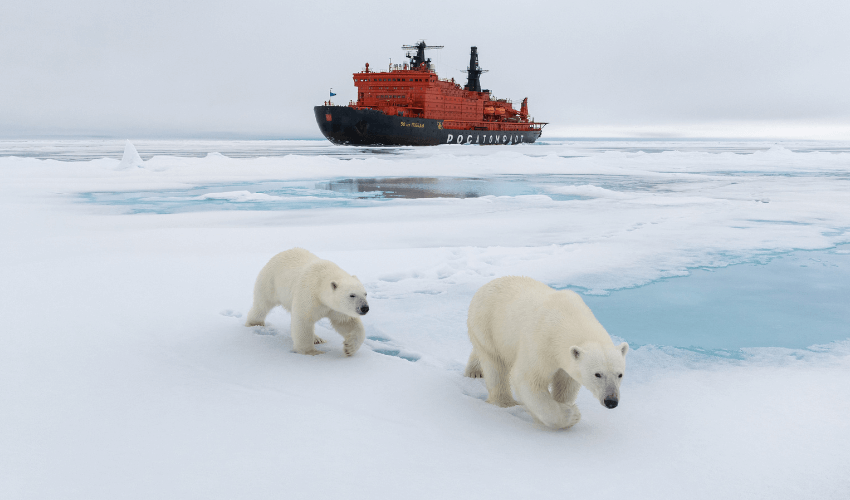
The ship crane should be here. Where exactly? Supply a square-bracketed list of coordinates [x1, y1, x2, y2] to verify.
[402, 41, 443, 71]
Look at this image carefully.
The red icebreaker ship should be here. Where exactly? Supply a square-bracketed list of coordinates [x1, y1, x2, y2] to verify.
[314, 42, 547, 146]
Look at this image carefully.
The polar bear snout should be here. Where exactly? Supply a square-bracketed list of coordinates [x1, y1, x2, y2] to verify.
[358, 303, 370, 315]
[603, 397, 619, 409]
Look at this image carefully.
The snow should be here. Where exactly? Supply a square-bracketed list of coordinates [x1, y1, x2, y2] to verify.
[1, 140, 849, 499]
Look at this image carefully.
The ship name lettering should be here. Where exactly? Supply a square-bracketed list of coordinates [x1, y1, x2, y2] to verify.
[447, 134, 453, 143]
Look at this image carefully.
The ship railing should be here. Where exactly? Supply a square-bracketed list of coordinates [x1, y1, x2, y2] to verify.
[440, 119, 547, 131]
[360, 66, 436, 74]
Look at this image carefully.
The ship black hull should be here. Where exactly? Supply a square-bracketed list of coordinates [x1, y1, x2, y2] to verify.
[314, 106, 542, 146]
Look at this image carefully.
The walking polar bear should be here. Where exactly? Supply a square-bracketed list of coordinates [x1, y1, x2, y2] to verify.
[465, 276, 628, 429]
[245, 248, 369, 356]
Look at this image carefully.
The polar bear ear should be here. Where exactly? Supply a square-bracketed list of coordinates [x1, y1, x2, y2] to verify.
[331, 281, 338, 290]
[570, 346, 583, 360]
[618, 342, 629, 357]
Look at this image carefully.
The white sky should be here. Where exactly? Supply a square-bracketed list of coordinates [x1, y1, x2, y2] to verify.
[1, 0, 848, 139]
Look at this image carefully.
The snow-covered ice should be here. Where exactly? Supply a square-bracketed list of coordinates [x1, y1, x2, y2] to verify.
[1, 140, 849, 499]
[115, 140, 144, 170]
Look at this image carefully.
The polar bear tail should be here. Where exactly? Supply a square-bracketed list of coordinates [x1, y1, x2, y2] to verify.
[464, 349, 484, 378]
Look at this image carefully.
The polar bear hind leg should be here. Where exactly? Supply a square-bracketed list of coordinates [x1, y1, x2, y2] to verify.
[245, 297, 277, 327]
[464, 349, 483, 378]
[476, 350, 518, 407]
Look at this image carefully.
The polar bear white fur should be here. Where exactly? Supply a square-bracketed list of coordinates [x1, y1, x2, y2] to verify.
[464, 276, 628, 429]
[245, 248, 369, 356]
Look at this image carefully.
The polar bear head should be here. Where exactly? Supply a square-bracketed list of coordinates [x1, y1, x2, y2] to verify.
[326, 275, 369, 317]
[569, 342, 629, 409]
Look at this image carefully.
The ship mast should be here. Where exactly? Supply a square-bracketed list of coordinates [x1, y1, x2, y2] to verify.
[463, 46, 488, 93]
[402, 41, 443, 71]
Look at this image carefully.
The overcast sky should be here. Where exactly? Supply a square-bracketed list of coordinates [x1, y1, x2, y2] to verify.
[1, 0, 848, 139]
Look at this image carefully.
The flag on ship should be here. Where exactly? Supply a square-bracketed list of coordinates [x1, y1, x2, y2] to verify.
[330, 89, 336, 97]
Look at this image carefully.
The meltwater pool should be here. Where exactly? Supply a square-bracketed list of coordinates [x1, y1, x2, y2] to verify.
[580, 249, 850, 352]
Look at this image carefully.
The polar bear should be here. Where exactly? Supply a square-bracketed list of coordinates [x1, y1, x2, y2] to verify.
[464, 276, 628, 429]
[245, 248, 369, 356]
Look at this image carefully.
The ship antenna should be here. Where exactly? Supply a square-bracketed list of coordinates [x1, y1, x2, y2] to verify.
[402, 40, 443, 71]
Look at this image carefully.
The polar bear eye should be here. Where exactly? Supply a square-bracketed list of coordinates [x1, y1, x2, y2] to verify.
[349, 293, 356, 298]
[594, 373, 602, 378]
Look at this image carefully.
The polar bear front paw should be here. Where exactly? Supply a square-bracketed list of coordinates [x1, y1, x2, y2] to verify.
[532, 402, 582, 429]
[296, 348, 325, 356]
[487, 397, 519, 408]
[313, 336, 326, 344]
[343, 341, 361, 357]
[556, 403, 581, 429]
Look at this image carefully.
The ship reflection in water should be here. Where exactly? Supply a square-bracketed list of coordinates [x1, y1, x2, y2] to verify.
[80, 175, 589, 214]
[318, 177, 483, 199]
[317, 177, 592, 200]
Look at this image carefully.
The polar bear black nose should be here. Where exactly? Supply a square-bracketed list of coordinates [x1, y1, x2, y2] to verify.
[603, 398, 618, 409]
[359, 305, 369, 315]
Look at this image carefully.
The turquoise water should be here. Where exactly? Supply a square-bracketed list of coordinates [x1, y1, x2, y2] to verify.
[79, 176, 593, 214]
[580, 249, 850, 350]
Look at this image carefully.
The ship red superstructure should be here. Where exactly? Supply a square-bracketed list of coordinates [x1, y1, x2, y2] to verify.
[348, 43, 544, 133]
